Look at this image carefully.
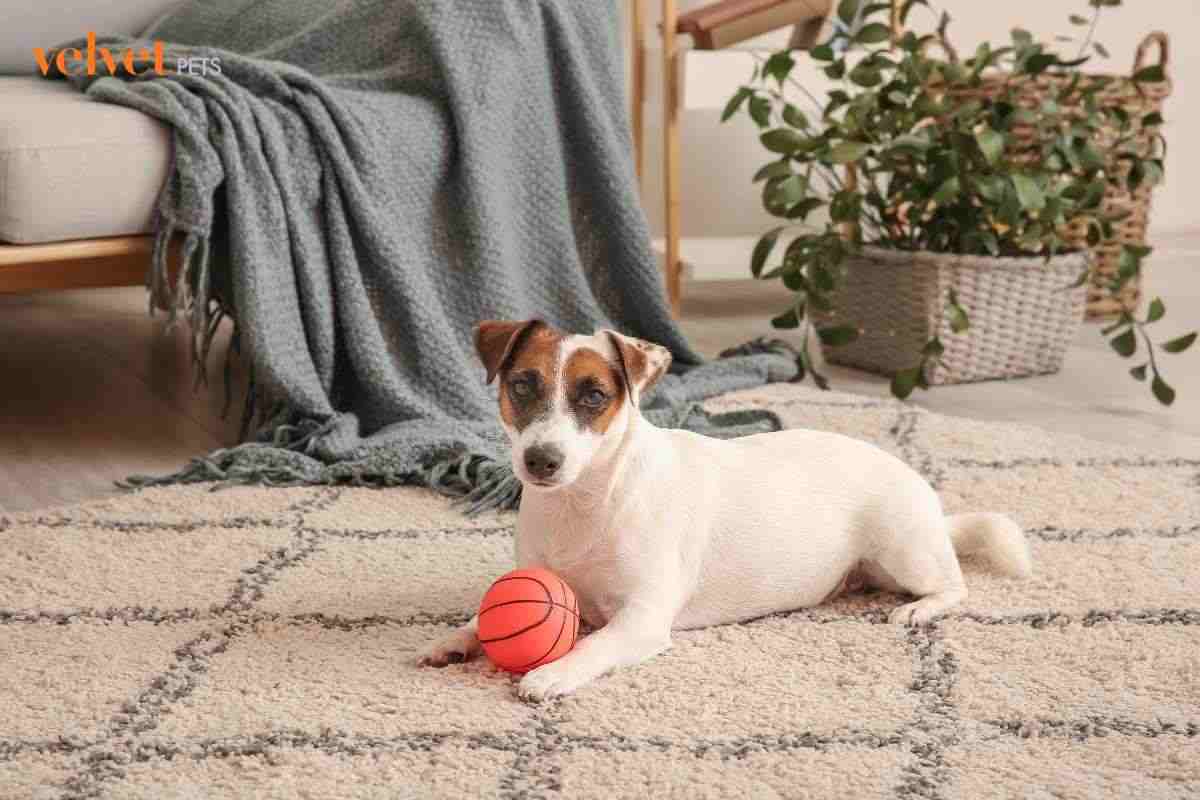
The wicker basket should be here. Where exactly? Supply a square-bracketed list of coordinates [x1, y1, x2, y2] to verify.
[817, 248, 1088, 385]
[885, 4, 1171, 318]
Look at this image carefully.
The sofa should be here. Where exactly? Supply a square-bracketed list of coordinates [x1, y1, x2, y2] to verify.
[0, 0, 825, 302]
[0, 1, 182, 293]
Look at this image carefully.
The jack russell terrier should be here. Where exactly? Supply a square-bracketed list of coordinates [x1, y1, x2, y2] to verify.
[418, 320, 1032, 701]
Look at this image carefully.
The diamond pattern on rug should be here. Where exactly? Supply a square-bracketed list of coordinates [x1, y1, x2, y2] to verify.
[30, 485, 324, 528]
[1, 622, 213, 740]
[940, 464, 1199, 533]
[554, 618, 915, 741]
[256, 528, 513, 620]
[1, 384, 1197, 798]
[152, 621, 536, 740]
[945, 621, 1200, 727]
[958, 537, 1200, 616]
[942, 734, 1200, 800]
[1, 525, 293, 616]
[548, 746, 913, 800]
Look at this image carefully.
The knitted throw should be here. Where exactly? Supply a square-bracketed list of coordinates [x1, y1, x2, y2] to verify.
[50, 0, 796, 510]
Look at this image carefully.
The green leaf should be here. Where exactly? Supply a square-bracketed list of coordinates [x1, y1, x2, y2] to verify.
[752, 160, 792, 183]
[762, 51, 795, 84]
[1141, 111, 1164, 127]
[811, 44, 835, 62]
[837, 0, 861, 25]
[922, 337, 945, 357]
[829, 141, 871, 163]
[721, 87, 752, 123]
[1152, 374, 1176, 406]
[849, 63, 883, 87]
[1147, 297, 1165, 323]
[761, 128, 807, 154]
[975, 126, 1005, 165]
[771, 174, 808, 208]
[812, 265, 835, 291]
[933, 176, 960, 204]
[1093, 41, 1109, 58]
[1011, 28, 1033, 47]
[782, 104, 809, 129]
[824, 60, 846, 80]
[1162, 332, 1197, 353]
[948, 304, 969, 333]
[829, 189, 862, 222]
[751, 227, 784, 278]
[946, 289, 969, 333]
[1129, 363, 1148, 381]
[1133, 65, 1165, 83]
[817, 325, 860, 347]
[1068, 13, 1089, 24]
[1011, 174, 1046, 211]
[748, 95, 771, 128]
[1110, 328, 1137, 357]
[782, 267, 808, 292]
[856, 22, 892, 44]
[890, 366, 922, 399]
[771, 306, 801, 329]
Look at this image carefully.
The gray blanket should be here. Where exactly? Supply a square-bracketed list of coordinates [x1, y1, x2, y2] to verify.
[52, 0, 796, 510]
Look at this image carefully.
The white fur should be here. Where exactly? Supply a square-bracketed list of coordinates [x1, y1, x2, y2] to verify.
[419, 331, 1032, 700]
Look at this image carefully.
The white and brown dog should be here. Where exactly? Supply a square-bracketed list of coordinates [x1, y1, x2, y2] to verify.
[418, 320, 1032, 700]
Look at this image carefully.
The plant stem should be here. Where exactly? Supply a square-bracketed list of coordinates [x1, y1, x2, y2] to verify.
[1075, 6, 1100, 60]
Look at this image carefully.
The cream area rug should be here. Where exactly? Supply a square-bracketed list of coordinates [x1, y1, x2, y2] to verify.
[2, 383, 1198, 800]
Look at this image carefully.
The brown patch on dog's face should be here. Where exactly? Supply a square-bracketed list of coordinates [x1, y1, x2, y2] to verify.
[563, 348, 625, 434]
[498, 324, 562, 432]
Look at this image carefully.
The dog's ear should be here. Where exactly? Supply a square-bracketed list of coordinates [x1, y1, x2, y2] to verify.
[475, 319, 544, 384]
[603, 330, 672, 401]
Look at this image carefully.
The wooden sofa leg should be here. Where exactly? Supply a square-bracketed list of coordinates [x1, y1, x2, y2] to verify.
[662, 0, 683, 317]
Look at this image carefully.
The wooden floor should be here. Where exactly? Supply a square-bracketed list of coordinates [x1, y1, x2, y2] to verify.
[2, 233, 1198, 513]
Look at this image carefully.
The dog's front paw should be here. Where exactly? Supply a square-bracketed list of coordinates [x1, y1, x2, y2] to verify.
[416, 629, 480, 668]
[517, 661, 586, 702]
[888, 600, 939, 626]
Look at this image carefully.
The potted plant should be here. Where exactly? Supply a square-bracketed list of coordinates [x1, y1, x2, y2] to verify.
[723, 0, 1195, 403]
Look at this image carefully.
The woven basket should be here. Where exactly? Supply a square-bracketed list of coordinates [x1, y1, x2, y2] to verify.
[884, 4, 1171, 318]
[817, 248, 1088, 385]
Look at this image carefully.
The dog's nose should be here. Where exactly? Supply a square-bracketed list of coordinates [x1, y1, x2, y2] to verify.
[523, 445, 563, 481]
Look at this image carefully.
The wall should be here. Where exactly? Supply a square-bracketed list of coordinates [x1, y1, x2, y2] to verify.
[629, 1, 1198, 242]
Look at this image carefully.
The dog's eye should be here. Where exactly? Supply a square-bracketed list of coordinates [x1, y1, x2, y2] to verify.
[509, 380, 534, 400]
[579, 389, 607, 408]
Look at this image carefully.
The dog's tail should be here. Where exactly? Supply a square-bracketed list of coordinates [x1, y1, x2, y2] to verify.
[946, 512, 1032, 578]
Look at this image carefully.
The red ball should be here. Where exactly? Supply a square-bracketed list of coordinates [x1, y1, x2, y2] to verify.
[477, 568, 579, 673]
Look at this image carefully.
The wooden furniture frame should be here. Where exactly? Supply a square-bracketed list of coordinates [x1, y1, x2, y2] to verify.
[629, 0, 830, 315]
[0, 235, 158, 294]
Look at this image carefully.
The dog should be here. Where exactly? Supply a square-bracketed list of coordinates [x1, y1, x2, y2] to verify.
[418, 320, 1032, 700]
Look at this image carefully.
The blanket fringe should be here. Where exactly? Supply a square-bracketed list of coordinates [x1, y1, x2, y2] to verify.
[120, 437, 522, 515]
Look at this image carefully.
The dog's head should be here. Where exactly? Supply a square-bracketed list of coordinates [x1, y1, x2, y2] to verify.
[474, 320, 671, 491]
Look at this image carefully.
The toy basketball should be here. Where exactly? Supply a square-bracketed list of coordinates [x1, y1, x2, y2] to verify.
[477, 568, 579, 673]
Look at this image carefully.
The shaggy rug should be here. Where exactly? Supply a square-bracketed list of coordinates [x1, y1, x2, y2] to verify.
[1, 384, 1197, 800]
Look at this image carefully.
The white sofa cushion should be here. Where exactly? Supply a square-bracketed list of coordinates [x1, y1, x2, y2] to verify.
[0, 77, 170, 244]
[0, 1, 185, 75]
